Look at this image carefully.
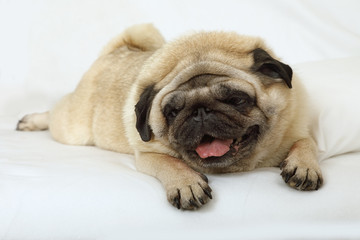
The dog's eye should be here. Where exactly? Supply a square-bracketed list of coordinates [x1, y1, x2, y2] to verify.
[163, 104, 181, 120]
[169, 109, 179, 118]
[225, 96, 247, 106]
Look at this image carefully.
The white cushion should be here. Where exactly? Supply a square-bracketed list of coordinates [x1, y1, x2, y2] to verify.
[294, 57, 360, 161]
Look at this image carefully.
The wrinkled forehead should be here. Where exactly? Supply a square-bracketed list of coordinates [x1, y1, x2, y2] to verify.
[153, 61, 260, 109]
[161, 74, 256, 106]
[178, 74, 255, 95]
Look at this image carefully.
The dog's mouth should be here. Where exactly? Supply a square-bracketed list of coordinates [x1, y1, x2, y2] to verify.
[195, 125, 260, 160]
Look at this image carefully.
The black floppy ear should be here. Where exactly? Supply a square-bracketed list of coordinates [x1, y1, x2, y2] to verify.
[252, 48, 293, 88]
[135, 84, 158, 142]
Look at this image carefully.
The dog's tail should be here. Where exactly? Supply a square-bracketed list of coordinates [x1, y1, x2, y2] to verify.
[100, 23, 165, 56]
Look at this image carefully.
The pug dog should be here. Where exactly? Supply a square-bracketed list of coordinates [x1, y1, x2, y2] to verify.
[17, 24, 323, 210]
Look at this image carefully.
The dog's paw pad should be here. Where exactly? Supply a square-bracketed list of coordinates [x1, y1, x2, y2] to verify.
[167, 180, 212, 210]
[280, 161, 323, 191]
[16, 113, 48, 131]
[16, 115, 33, 131]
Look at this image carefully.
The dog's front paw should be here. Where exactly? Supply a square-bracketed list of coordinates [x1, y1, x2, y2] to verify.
[166, 173, 212, 210]
[280, 160, 323, 191]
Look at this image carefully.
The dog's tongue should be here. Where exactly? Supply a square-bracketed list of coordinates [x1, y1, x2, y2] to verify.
[196, 139, 233, 159]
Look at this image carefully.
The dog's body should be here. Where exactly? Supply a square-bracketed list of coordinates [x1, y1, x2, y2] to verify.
[17, 24, 323, 210]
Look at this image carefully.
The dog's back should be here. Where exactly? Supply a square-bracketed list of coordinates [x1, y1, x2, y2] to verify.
[17, 24, 165, 154]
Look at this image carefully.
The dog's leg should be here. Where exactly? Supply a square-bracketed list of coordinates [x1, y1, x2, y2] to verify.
[280, 137, 323, 190]
[136, 152, 212, 210]
[16, 112, 49, 131]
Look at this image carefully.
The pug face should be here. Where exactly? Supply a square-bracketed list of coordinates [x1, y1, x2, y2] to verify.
[135, 48, 293, 173]
[160, 74, 267, 171]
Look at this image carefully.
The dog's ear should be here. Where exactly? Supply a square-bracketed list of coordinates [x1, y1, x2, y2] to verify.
[135, 84, 157, 142]
[252, 48, 293, 88]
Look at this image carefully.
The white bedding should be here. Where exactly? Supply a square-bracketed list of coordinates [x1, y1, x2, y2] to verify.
[1, 1, 360, 239]
[1, 127, 360, 239]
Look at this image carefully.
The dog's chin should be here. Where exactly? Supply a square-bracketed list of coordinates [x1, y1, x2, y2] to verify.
[182, 125, 260, 170]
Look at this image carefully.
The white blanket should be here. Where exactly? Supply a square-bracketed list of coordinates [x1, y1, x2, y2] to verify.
[1, 1, 360, 239]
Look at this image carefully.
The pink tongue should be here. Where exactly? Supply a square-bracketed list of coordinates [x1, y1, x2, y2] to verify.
[196, 139, 233, 159]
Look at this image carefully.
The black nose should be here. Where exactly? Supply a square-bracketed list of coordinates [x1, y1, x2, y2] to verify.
[193, 107, 211, 122]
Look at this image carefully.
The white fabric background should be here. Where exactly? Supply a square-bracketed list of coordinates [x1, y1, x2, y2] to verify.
[1, 1, 360, 239]
[1, 0, 360, 114]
